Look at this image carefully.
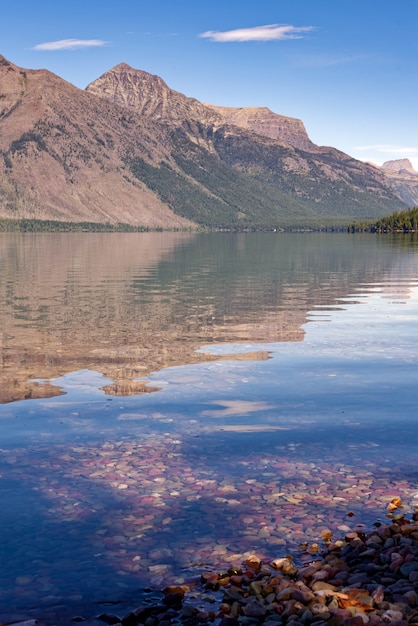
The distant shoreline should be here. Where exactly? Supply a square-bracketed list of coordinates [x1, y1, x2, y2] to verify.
[0, 217, 374, 233]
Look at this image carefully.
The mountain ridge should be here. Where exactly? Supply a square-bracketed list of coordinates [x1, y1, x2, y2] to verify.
[86, 62, 220, 127]
[380, 159, 418, 206]
[203, 104, 316, 152]
[0, 55, 408, 228]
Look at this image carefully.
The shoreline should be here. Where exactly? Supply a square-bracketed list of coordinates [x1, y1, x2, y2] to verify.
[3, 502, 418, 626]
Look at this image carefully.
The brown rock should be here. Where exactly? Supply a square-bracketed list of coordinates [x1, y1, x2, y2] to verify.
[204, 104, 316, 151]
[245, 555, 262, 571]
[311, 581, 337, 592]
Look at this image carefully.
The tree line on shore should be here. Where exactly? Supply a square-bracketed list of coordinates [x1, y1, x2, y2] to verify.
[1, 207, 417, 234]
[351, 206, 418, 232]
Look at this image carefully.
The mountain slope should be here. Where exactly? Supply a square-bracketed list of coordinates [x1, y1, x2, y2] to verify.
[0, 56, 407, 229]
[86, 62, 220, 127]
[0, 56, 193, 228]
[204, 104, 315, 151]
[87, 63, 407, 225]
[380, 159, 418, 206]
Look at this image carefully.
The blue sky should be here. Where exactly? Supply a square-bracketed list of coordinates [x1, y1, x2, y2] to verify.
[1, 0, 418, 169]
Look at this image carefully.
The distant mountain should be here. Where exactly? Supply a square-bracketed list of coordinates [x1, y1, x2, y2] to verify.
[382, 159, 416, 174]
[0, 55, 407, 228]
[380, 159, 418, 207]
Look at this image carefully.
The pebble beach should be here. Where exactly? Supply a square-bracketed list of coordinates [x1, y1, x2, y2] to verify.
[4, 502, 418, 626]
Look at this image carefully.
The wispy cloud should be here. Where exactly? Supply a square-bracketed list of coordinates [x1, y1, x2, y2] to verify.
[356, 144, 418, 155]
[32, 39, 108, 51]
[353, 145, 418, 170]
[200, 24, 314, 43]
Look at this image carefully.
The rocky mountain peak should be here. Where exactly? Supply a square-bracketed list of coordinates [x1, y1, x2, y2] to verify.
[0, 54, 13, 67]
[379, 159, 418, 206]
[86, 63, 219, 125]
[86, 64, 316, 151]
[381, 159, 416, 174]
[0, 55, 31, 123]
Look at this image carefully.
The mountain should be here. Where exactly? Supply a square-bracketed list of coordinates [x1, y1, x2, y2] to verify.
[0, 56, 193, 228]
[86, 63, 408, 226]
[380, 159, 418, 206]
[204, 104, 315, 151]
[382, 158, 416, 174]
[0, 55, 407, 229]
[86, 62, 219, 127]
[86, 67, 314, 149]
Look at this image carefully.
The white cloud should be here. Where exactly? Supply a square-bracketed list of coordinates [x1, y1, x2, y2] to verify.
[200, 24, 314, 43]
[355, 144, 418, 155]
[32, 39, 108, 51]
[353, 145, 418, 170]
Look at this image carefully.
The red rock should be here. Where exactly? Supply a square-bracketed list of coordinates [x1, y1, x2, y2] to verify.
[201, 571, 219, 585]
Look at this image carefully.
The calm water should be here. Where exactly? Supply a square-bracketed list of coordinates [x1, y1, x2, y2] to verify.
[0, 232, 418, 620]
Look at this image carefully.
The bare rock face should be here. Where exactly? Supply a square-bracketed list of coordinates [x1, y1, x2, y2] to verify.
[204, 104, 316, 151]
[0, 55, 28, 119]
[380, 159, 418, 206]
[381, 158, 416, 174]
[87, 65, 315, 152]
[86, 63, 220, 126]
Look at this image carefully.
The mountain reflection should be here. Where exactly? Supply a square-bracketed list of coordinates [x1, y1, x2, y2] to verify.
[0, 231, 415, 403]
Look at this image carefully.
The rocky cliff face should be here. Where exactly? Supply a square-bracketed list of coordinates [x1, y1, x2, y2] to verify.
[380, 159, 418, 206]
[382, 159, 416, 174]
[204, 104, 315, 151]
[0, 55, 408, 227]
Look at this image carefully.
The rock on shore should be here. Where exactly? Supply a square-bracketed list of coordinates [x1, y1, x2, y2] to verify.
[111, 511, 418, 626]
[6, 506, 418, 626]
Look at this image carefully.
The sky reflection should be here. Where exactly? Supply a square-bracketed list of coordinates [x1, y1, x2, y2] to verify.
[0, 234, 417, 618]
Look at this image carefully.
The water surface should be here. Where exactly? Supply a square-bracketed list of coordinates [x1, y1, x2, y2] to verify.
[0, 232, 417, 620]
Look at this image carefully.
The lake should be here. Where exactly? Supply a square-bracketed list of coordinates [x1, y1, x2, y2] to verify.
[0, 231, 417, 621]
